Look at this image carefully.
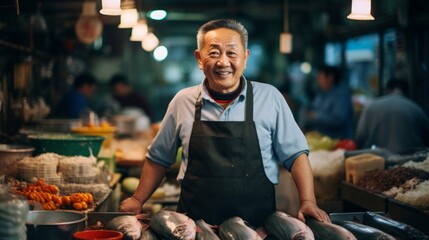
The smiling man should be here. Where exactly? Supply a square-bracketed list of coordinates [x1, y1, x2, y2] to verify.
[120, 19, 330, 228]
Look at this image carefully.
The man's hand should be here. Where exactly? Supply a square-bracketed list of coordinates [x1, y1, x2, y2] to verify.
[296, 200, 331, 223]
[119, 196, 142, 214]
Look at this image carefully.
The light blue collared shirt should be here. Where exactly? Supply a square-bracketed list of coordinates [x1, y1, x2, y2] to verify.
[147, 78, 309, 184]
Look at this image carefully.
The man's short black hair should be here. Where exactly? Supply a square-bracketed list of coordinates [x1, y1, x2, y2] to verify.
[73, 73, 96, 88]
[386, 78, 409, 95]
[109, 74, 129, 87]
[319, 65, 342, 85]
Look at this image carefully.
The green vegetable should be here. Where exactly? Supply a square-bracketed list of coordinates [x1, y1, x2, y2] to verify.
[122, 177, 140, 194]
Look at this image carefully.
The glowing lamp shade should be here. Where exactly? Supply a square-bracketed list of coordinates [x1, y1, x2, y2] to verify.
[130, 20, 148, 41]
[100, 0, 121, 16]
[142, 32, 159, 52]
[347, 0, 375, 20]
[118, 8, 138, 28]
[279, 32, 292, 54]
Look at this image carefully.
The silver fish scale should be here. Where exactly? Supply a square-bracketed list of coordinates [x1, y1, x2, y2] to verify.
[219, 217, 262, 240]
[150, 210, 196, 240]
[195, 219, 220, 240]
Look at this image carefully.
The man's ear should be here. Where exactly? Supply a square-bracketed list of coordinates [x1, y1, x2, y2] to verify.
[194, 50, 203, 70]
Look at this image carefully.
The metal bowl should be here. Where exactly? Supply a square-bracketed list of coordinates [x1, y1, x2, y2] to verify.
[26, 210, 87, 240]
[0, 144, 34, 178]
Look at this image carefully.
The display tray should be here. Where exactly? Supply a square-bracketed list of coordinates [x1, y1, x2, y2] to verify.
[387, 198, 429, 235]
[341, 181, 388, 212]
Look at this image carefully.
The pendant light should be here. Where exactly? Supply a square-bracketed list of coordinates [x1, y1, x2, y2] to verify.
[347, 0, 375, 20]
[130, 19, 148, 41]
[280, 0, 292, 54]
[118, 0, 138, 28]
[141, 31, 159, 52]
[100, 0, 121, 16]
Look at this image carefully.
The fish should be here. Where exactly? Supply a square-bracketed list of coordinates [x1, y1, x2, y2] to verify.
[195, 219, 220, 240]
[150, 210, 196, 240]
[105, 215, 143, 240]
[362, 211, 429, 240]
[140, 228, 160, 240]
[263, 211, 315, 240]
[305, 217, 357, 240]
[332, 220, 396, 240]
[219, 216, 263, 240]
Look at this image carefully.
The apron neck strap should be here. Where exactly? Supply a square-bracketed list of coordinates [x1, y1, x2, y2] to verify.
[194, 80, 253, 121]
[245, 80, 253, 121]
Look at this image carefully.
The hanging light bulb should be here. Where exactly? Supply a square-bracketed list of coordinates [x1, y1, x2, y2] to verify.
[119, 8, 139, 28]
[100, 0, 121, 16]
[280, 33, 292, 54]
[130, 19, 148, 41]
[280, 0, 292, 54]
[347, 0, 375, 20]
[141, 32, 159, 51]
[75, 1, 103, 45]
[118, 0, 138, 28]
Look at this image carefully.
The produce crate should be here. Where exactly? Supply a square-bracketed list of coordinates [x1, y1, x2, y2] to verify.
[341, 181, 388, 212]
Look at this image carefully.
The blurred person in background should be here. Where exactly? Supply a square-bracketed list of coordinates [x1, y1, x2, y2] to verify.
[109, 74, 153, 121]
[56, 73, 97, 118]
[301, 65, 354, 139]
[356, 78, 429, 153]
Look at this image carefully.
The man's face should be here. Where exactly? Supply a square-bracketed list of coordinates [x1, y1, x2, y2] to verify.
[317, 72, 333, 91]
[81, 84, 96, 99]
[195, 28, 249, 93]
[112, 82, 128, 97]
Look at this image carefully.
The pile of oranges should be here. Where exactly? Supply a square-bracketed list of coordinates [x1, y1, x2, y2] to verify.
[13, 179, 94, 211]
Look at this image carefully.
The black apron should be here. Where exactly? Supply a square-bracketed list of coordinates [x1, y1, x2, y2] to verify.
[177, 80, 276, 227]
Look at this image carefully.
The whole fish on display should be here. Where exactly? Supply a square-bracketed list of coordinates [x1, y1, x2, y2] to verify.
[105, 215, 143, 240]
[363, 211, 429, 240]
[150, 210, 196, 240]
[332, 220, 396, 240]
[140, 228, 160, 240]
[305, 217, 357, 240]
[195, 219, 220, 240]
[263, 211, 315, 240]
[219, 216, 263, 240]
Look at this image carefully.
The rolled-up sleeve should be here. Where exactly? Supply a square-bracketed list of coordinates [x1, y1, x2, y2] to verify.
[271, 89, 309, 171]
[146, 99, 181, 168]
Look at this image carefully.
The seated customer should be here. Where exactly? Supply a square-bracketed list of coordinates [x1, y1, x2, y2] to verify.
[355, 78, 429, 153]
[302, 65, 354, 139]
[56, 73, 97, 119]
[109, 74, 152, 121]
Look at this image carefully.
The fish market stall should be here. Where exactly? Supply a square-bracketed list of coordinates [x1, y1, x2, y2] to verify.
[341, 149, 429, 235]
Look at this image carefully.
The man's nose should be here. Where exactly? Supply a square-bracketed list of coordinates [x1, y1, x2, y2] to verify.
[217, 54, 230, 66]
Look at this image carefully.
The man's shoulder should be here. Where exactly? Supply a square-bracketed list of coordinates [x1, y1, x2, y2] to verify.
[250, 81, 279, 93]
[170, 84, 200, 105]
[175, 84, 200, 97]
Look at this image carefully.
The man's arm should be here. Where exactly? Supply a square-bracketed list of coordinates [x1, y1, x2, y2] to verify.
[290, 153, 330, 223]
[119, 158, 167, 213]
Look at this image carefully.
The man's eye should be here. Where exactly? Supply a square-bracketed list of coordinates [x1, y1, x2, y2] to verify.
[209, 52, 219, 56]
[228, 52, 237, 57]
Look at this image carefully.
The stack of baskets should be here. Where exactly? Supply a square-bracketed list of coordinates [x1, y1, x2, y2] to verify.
[18, 153, 98, 185]
[19, 153, 62, 185]
[59, 156, 98, 184]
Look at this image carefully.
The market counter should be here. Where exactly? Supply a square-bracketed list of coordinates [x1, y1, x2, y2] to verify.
[341, 181, 429, 235]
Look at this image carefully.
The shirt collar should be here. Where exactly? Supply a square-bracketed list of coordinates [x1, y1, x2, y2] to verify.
[201, 76, 247, 102]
